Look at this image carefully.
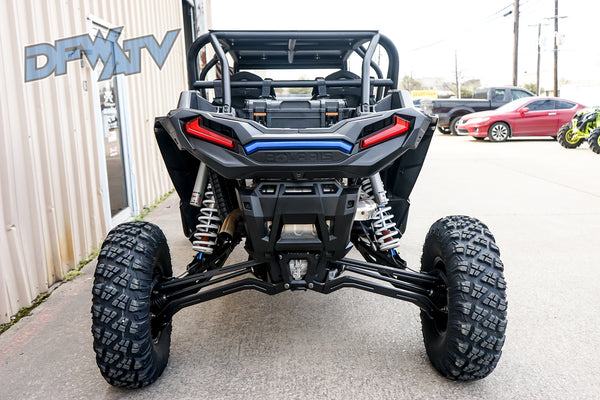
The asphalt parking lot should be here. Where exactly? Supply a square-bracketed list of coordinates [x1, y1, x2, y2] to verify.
[1, 132, 599, 399]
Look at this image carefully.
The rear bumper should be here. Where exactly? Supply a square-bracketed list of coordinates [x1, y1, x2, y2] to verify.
[156, 108, 436, 180]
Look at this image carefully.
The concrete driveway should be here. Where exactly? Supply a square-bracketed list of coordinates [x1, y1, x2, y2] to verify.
[1, 133, 599, 399]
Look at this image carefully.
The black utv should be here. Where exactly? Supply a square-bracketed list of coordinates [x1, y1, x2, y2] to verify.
[91, 31, 507, 387]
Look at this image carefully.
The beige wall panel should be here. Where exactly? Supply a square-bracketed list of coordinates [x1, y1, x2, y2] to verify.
[0, 0, 188, 323]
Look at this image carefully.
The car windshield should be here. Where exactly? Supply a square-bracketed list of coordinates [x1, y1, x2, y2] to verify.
[495, 98, 532, 112]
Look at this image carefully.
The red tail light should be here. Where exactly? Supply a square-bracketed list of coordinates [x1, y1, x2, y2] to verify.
[185, 118, 236, 149]
[360, 116, 410, 149]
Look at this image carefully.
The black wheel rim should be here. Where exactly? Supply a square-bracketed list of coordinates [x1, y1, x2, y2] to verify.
[150, 264, 170, 344]
[431, 256, 449, 335]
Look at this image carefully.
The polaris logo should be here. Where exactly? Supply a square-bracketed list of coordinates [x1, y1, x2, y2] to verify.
[252, 151, 345, 163]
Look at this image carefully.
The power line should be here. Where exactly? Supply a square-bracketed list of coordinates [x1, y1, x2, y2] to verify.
[407, 0, 533, 53]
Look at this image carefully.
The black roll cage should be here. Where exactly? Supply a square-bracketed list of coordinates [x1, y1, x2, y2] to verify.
[186, 31, 400, 112]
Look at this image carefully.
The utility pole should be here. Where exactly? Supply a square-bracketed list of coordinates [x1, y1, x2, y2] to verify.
[529, 22, 551, 95]
[553, 0, 558, 96]
[455, 50, 461, 99]
[544, 3, 566, 97]
[536, 23, 541, 95]
[513, 0, 520, 86]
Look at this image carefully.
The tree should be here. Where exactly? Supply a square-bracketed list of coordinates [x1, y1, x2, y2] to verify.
[523, 82, 542, 95]
[460, 88, 474, 98]
[400, 75, 422, 91]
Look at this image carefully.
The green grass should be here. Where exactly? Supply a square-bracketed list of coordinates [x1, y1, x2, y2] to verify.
[0, 292, 51, 335]
[134, 189, 174, 221]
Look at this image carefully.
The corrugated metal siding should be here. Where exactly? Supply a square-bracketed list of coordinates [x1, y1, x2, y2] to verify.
[0, 0, 188, 323]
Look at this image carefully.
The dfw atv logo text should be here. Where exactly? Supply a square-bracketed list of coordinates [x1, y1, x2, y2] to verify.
[24, 27, 180, 82]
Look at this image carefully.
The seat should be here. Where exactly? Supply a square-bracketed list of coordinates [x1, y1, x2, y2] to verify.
[230, 71, 275, 113]
[312, 70, 362, 108]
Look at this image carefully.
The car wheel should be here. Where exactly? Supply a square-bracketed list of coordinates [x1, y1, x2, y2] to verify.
[438, 126, 451, 135]
[420, 216, 507, 381]
[450, 117, 462, 135]
[557, 123, 583, 149]
[487, 122, 510, 142]
[91, 221, 173, 388]
[589, 128, 600, 154]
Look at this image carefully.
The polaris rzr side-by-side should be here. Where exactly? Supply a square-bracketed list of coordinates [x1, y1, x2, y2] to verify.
[91, 31, 507, 388]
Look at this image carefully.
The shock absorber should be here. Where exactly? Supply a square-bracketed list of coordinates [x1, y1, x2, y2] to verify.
[190, 163, 221, 255]
[190, 162, 208, 207]
[192, 184, 220, 254]
[360, 177, 373, 200]
[372, 205, 400, 251]
[366, 173, 401, 251]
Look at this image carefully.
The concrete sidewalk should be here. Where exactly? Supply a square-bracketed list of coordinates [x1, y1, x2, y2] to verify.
[1, 134, 599, 399]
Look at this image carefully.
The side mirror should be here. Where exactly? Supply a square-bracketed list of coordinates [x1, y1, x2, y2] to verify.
[520, 107, 530, 115]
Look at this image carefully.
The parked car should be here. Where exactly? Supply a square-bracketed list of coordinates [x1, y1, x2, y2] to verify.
[420, 86, 534, 135]
[456, 97, 586, 142]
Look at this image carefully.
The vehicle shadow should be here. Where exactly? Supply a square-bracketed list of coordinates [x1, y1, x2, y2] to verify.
[466, 137, 557, 143]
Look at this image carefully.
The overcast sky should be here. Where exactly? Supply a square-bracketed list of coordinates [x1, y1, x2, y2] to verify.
[209, 0, 600, 89]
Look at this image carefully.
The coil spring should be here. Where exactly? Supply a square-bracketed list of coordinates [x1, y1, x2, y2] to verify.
[360, 177, 373, 200]
[192, 185, 221, 254]
[373, 205, 401, 251]
[361, 177, 399, 250]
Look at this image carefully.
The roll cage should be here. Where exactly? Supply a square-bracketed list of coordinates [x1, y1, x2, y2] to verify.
[186, 30, 400, 113]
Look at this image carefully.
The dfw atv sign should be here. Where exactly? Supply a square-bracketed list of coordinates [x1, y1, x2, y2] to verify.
[24, 27, 180, 82]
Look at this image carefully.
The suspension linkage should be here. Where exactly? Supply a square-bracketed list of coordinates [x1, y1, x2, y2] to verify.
[153, 260, 286, 321]
[155, 259, 265, 294]
[332, 258, 439, 287]
[151, 257, 444, 321]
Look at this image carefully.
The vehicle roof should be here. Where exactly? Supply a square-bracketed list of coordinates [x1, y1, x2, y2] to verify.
[204, 30, 381, 70]
[509, 96, 579, 106]
[486, 96, 583, 113]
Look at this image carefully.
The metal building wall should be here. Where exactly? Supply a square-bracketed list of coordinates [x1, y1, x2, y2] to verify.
[0, 0, 188, 323]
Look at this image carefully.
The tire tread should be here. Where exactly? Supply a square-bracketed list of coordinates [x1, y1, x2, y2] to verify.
[91, 221, 172, 388]
[420, 215, 507, 381]
[557, 123, 583, 149]
[588, 127, 600, 154]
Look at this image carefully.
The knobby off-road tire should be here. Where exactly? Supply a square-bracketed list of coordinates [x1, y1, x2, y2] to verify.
[420, 216, 507, 380]
[91, 221, 173, 388]
[588, 128, 600, 154]
[557, 123, 583, 149]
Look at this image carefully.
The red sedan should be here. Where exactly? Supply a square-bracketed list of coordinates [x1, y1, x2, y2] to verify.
[456, 97, 586, 142]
